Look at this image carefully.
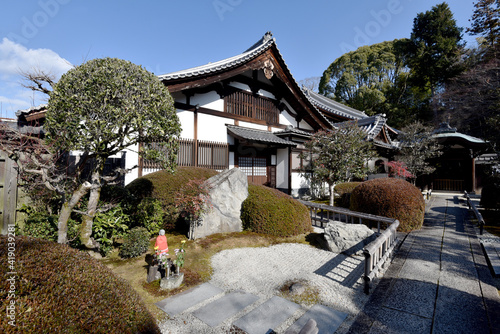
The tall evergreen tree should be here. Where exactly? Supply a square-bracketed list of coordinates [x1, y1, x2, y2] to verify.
[467, 0, 500, 49]
[407, 2, 464, 97]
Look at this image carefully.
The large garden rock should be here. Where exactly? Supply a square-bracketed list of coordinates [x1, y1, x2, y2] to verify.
[192, 168, 248, 239]
[324, 221, 376, 255]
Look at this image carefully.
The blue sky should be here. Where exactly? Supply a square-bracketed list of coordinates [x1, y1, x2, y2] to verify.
[1, 0, 476, 119]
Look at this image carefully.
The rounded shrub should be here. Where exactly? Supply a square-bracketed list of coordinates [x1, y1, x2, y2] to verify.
[350, 178, 425, 232]
[335, 182, 362, 208]
[480, 183, 500, 210]
[241, 184, 312, 237]
[0, 236, 160, 333]
[119, 227, 151, 258]
[126, 167, 218, 230]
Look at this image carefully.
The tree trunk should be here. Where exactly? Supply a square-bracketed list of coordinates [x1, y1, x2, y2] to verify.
[329, 183, 335, 206]
[57, 182, 91, 244]
[80, 158, 105, 249]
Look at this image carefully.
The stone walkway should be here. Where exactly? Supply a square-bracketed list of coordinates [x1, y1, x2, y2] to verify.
[156, 283, 348, 333]
[348, 193, 500, 334]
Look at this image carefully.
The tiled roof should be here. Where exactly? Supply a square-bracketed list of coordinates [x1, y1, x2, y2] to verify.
[432, 122, 486, 145]
[159, 32, 275, 81]
[15, 104, 47, 118]
[226, 124, 296, 146]
[356, 115, 387, 140]
[302, 88, 367, 120]
[336, 114, 397, 149]
[273, 126, 313, 138]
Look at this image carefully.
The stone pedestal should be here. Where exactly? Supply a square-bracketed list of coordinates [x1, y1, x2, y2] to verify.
[147, 265, 162, 283]
[160, 273, 184, 290]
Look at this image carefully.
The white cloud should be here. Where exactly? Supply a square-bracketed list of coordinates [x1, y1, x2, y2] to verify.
[0, 38, 72, 118]
[0, 37, 72, 77]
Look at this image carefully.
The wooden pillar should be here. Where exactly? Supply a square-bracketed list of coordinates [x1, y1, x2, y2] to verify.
[472, 157, 476, 193]
[138, 142, 143, 177]
[194, 108, 198, 167]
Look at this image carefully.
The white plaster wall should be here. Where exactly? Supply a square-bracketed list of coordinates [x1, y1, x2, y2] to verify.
[368, 157, 387, 172]
[124, 143, 139, 185]
[281, 99, 297, 117]
[191, 91, 224, 111]
[229, 152, 235, 169]
[170, 92, 185, 104]
[177, 109, 194, 139]
[291, 172, 310, 197]
[299, 119, 314, 131]
[197, 113, 231, 142]
[258, 89, 276, 100]
[228, 82, 251, 92]
[276, 148, 288, 189]
[279, 110, 295, 127]
[238, 121, 268, 131]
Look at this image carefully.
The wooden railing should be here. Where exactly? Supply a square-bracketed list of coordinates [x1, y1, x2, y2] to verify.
[465, 191, 485, 235]
[299, 200, 399, 294]
[225, 90, 279, 124]
[142, 139, 229, 172]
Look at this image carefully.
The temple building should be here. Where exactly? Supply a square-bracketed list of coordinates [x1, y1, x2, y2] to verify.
[133, 32, 397, 196]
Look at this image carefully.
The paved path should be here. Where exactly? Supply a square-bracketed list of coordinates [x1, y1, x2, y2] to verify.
[348, 193, 500, 334]
[156, 283, 348, 333]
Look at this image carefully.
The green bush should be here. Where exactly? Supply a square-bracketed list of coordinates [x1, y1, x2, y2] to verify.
[135, 198, 164, 235]
[126, 167, 218, 230]
[335, 182, 362, 208]
[350, 178, 425, 232]
[0, 236, 160, 334]
[92, 205, 130, 256]
[21, 210, 81, 247]
[241, 184, 312, 237]
[119, 227, 151, 258]
[480, 183, 500, 210]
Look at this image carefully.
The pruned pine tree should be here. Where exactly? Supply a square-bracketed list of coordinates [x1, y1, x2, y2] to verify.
[4, 58, 181, 246]
[300, 122, 375, 206]
[396, 122, 442, 183]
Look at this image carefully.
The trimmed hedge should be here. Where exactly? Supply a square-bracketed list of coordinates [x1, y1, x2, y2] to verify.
[0, 236, 160, 334]
[350, 178, 425, 232]
[241, 184, 312, 237]
[480, 183, 500, 210]
[126, 167, 218, 230]
[335, 182, 362, 208]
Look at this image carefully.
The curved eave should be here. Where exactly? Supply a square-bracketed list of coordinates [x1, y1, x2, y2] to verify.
[302, 88, 367, 120]
[433, 133, 488, 149]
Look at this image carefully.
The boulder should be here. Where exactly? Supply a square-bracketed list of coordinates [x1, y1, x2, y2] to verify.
[323, 221, 376, 255]
[190, 168, 248, 239]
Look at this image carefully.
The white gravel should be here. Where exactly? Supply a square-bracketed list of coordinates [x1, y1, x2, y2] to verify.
[159, 243, 371, 334]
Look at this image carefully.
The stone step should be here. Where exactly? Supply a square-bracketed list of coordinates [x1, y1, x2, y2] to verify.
[285, 304, 348, 334]
[155, 283, 349, 333]
[233, 296, 301, 334]
[154, 282, 223, 316]
[192, 290, 259, 327]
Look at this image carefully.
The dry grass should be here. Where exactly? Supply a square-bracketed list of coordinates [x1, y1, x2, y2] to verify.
[102, 230, 312, 321]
